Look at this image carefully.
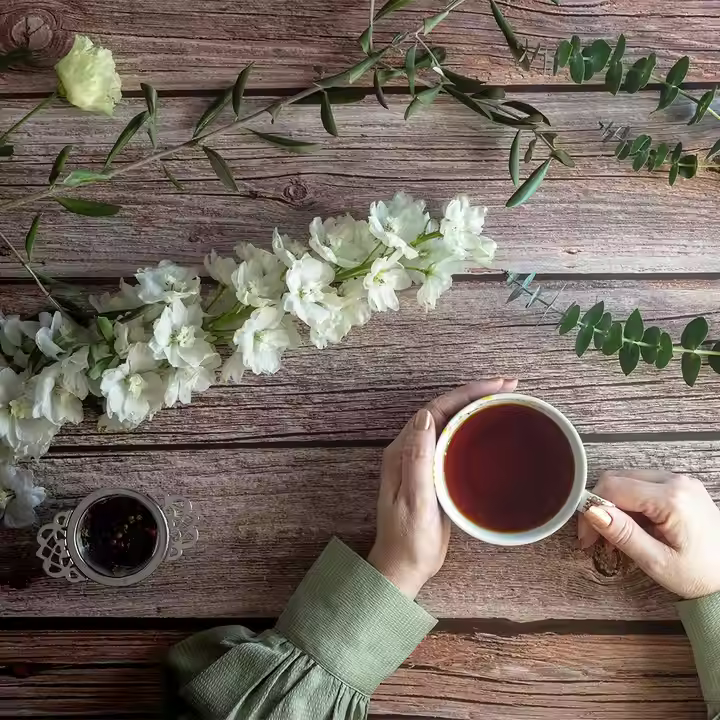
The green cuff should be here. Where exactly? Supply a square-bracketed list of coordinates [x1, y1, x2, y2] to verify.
[276, 537, 436, 696]
[678, 591, 720, 705]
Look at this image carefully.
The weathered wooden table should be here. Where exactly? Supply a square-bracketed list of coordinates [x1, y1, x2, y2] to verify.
[2, 1, 720, 717]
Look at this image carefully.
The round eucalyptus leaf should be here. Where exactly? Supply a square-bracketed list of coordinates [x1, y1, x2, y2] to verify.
[680, 316, 708, 350]
[681, 352, 701, 387]
[619, 343, 640, 375]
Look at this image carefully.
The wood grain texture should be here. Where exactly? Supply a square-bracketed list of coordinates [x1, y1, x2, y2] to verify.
[1, 93, 720, 277]
[5, 278, 720, 445]
[0, 629, 705, 718]
[1, 0, 720, 92]
[1, 440, 719, 619]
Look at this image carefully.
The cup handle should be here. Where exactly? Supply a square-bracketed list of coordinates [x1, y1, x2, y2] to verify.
[576, 489, 615, 514]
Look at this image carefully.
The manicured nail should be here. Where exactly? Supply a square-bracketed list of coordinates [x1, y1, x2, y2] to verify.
[585, 506, 612, 528]
[414, 409, 432, 430]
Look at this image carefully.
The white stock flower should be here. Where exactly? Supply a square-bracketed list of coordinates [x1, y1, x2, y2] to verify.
[219, 352, 245, 384]
[35, 311, 74, 360]
[55, 35, 122, 115]
[368, 192, 430, 260]
[439, 195, 496, 265]
[204, 250, 238, 287]
[271, 230, 306, 268]
[135, 261, 201, 304]
[309, 282, 371, 349]
[283, 254, 335, 326]
[0, 463, 45, 529]
[0, 313, 38, 368]
[309, 215, 376, 269]
[232, 306, 299, 375]
[113, 315, 150, 358]
[165, 358, 220, 407]
[363, 251, 412, 312]
[32, 348, 90, 426]
[90, 279, 142, 313]
[231, 244, 285, 308]
[100, 343, 165, 428]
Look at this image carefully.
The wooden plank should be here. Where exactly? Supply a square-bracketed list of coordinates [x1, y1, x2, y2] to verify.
[1, 0, 719, 92]
[1, 93, 719, 277]
[1, 440, 719, 619]
[0, 629, 705, 718]
[4, 278, 720, 444]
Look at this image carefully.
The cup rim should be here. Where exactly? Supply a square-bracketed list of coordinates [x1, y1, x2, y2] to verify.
[433, 392, 587, 546]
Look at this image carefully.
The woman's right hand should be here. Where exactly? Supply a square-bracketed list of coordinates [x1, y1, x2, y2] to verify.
[578, 470, 720, 600]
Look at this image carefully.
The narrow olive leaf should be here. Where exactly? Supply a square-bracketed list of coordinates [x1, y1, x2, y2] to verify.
[552, 149, 575, 167]
[655, 332, 674, 368]
[63, 169, 109, 187]
[96, 316, 114, 343]
[103, 110, 149, 170]
[656, 84, 679, 111]
[374, 70, 389, 110]
[424, 10, 449, 34]
[671, 141, 683, 163]
[505, 158, 551, 208]
[441, 68, 487, 94]
[0, 144, 13, 157]
[147, 121, 158, 149]
[689, 87, 716, 125]
[708, 342, 720, 374]
[161, 162, 185, 191]
[554, 40, 573, 74]
[141, 83, 158, 116]
[232, 63, 254, 116]
[652, 142, 670, 169]
[602, 322, 623, 355]
[443, 85, 492, 119]
[202, 146, 238, 192]
[624, 308, 644, 341]
[48, 144, 74, 186]
[706, 138, 720, 160]
[682, 352, 702, 387]
[416, 84, 442, 105]
[489, 0, 530, 70]
[250, 129, 319, 154]
[24, 213, 42, 261]
[194, 88, 232, 137]
[575, 325, 595, 357]
[558, 303, 581, 334]
[502, 100, 550, 125]
[509, 130, 521, 187]
[320, 91, 339, 136]
[640, 326, 661, 363]
[316, 48, 391, 88]
[630, 134, 651, 154]
[359, 26, 373, 55]
[610, 34, 626, 64]
[372, 0, 417, 23]
[524, 137, 537, 163]
[678, 154, 699, 179]
[298, 88, 371, 105]
[415, 46, 447, 69]
[569, 52, 585, 84]
[587, 39, 612, 73]
[666, 56, 690, 87]
[632, 149, 650, 172]
[681, 316, 709, 350]
[593, 312, 613, 349]
[669, 163, 680, 186]
[619, 342, 640, 375]
[404, 97, 424, 120]
[473, 86, 506, 100]
[605, 60, 623, 95]
[405, 45, 417, 96]
[581, 301, 605, 327]
[54, 197, 121, 217]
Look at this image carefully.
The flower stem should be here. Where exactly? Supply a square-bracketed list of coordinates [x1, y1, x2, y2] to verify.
[0, 91, 58, 146]
[204, 285, 227, 312]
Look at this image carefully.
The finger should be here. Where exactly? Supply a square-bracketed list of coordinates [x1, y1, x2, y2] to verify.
[591, 472, 672, 523]
[426, 378, 518, 432]
[379, 438, 403, 504]
[400, 409, 438, 505]
[577, 513, 599, 549]
[584, 505, 674, 575]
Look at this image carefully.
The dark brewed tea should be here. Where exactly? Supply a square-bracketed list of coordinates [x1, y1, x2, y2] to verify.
[444, 403, 575, 533]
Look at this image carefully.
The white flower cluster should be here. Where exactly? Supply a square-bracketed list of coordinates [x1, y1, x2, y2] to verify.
[0, 193, 495, 528]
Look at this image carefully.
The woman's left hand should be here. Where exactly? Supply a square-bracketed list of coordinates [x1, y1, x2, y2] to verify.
[368, 378, 518, 598]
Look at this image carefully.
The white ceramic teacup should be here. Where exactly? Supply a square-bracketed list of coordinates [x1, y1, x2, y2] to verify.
[433, 392, 611, 546]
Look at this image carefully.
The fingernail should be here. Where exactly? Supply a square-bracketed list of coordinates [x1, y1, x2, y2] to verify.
[414, 409, 432, 430]
[585, 506, 612, 528]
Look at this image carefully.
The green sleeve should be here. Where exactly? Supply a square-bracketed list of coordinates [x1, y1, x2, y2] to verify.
[167, 537, 437, 720]
[677, 592, 720, 719]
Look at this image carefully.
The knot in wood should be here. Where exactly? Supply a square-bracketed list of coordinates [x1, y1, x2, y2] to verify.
[0, 2, 73, 68]
[283, 178, 308, 205]
[591, 542, 632, 578]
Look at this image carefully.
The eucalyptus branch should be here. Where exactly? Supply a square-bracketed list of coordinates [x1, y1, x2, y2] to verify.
[506, 272, 720, 387]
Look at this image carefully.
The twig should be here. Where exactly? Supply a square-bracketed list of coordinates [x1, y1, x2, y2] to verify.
[0, 92, 57, 146]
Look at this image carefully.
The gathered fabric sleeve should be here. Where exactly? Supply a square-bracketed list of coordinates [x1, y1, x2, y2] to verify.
[167, 537, 437, 720]
[678, 592, 720, 719]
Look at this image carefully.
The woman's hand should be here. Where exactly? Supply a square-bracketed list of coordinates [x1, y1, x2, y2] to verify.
[579, 470, 720, 600]
[368, 378, 518, 599]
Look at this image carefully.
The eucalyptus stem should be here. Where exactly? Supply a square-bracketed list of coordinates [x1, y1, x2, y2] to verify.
[650, 74, 720, 123]
[0, 91, 57, 146]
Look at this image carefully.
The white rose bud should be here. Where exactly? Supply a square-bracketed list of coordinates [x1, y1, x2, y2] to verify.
[55, 35, 122, 116]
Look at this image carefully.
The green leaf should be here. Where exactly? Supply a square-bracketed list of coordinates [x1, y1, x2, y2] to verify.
[505, 158, 551, 208]
[655, 332, 674, 368]
[441, 68, 487, 94]
[48, 144, 74, 186]
[320, 91, 339, 136]
[632, 149, 650, 172]
[689, 88, 716, 125]
[316, 48, 391, 88]
[194, 88, 232, 137]
[706, 138, 720, 160]
[54, 197, 121, 217]
[581, 301, 605, 327]
[554, 40, 572, 74]
[489, 0, 530, 70]
[630, 134, 652, 155]
[681, 352, 701, 387]
[405, 46, 416, 96]
[297, 88, 371, 105]
[103, 110, 149, 170]
[24, 213, 41, 261]
[374, 70, 389, 110]
[593, 312, 613, 349]
[404, 97, 424, 120]
[443, 85, 492, 119]
[569, 52, 585, 84]
[524, 137, 537, 163]
[602, 322, 624, 355]
[605, 61, 624, 95]
[708, 342, 720, 374]
[586, 39, 612, 73]
[249, 129, 319, 154]
[614, 140, 629, 158]
[619, 343, 640, 375]
[416, 84, 442, 105]
[424, 10, 449, 34]
[570, 36, 581, 54]
[678, 154, 699, 179]
[232, 63, 254, 116]
[161, 162, 185, 191]
[558, 303, 581, 335]
[502, 100, 550, 125]
[96, 316, 114, 343]
[416, 46, 446, 69]
[509, 130, 521, 187]
[624, 308, 644, 341]
[656, 84, 679, 111]
[63, 169, 109, 187]
[552, 149, 575, 167]
[666, 56, 690, 87]
[373, 0, 416, 22]
[359, 26, 372, 55]
[141, 83, 158, 116]
[575, 325, 595, 357]
[624, 55, 656, 93]
[610, 34, 626, 64]
[616, 141, 632, 160]
[652, 143, 670, 169]
[472, 86, 506, 100]
[0, 144, 13, 158]
[583, 57, 594, 82]
[640, 326, 661, 363]
[681, 316, 708, 350]
[671, 141, 683, 163]
[669, 163, 679, 186]
[202, 146, 239, 192]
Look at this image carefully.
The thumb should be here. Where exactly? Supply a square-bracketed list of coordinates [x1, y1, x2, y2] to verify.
[584, 505, 671, 572]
